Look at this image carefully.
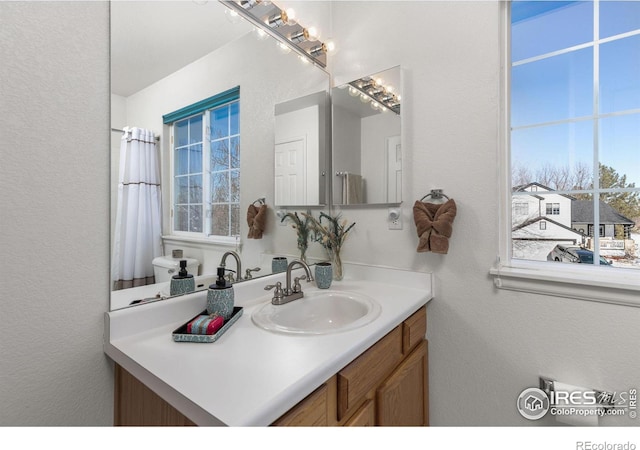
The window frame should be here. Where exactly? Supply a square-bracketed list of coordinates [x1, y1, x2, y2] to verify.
[163, 87, 241, 245]
[492, 1, 640, 308]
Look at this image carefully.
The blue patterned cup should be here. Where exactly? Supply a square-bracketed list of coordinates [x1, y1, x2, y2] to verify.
[272, 257, 288, 274]
[169, 277, 195, 296]
[314, 262, 333, 289]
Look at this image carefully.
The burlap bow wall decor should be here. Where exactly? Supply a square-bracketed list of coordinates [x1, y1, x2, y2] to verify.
[247, 203, 268, 239]
[412, 198, 457, 254]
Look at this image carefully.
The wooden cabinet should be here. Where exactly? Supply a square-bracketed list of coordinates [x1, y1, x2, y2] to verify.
[113, 305, 428, 427]
[273, 305, 429, 427]
[114, 364, 195, 426]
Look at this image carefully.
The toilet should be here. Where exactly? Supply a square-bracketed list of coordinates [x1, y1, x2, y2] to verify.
[152, 256, 200, 283]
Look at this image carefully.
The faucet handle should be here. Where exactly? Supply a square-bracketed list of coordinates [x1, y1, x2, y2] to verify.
[245, 267, 261, 280]
[265, 281, 284, 300]
[292, 275, 307, 293]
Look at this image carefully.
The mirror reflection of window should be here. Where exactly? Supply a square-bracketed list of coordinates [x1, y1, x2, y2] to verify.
[167, 88, 241, 239]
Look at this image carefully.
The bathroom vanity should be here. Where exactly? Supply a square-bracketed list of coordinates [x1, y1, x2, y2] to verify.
[104, 264, 432, 426]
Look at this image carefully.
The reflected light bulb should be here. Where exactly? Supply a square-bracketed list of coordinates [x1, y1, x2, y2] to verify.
[285, 8, 296, 24]
[324, 40, 336, 53]
[360, 93, 370, 103]
[348, 86, 359, 97]
[254, 27, 269, 40]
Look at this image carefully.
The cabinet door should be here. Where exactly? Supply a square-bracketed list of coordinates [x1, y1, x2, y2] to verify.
[376, 340, 428, 426]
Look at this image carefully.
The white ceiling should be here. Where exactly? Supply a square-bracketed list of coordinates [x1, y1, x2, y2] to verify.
[110, 1, 252, 97]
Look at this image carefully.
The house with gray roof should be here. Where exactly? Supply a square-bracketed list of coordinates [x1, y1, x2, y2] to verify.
[571, 200, 635, 239]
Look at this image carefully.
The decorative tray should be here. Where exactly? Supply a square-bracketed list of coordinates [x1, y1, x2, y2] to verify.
[172, 307, 243, 343]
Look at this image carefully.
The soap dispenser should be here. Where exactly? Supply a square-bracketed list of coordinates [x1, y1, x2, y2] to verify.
[169, 259, 195, 296]
[206, 267, 234, 320]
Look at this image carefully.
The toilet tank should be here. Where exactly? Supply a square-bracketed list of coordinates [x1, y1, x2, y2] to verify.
[152, 256, 200, 283]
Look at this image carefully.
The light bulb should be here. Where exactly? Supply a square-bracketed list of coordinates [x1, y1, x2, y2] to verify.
[371, 102, 380, 110]
[397, 95, 402, 101]
[307, 26, 320, 41]
[348, 86, 359, 97]
[360, 93, 370, 103]
[324, 40, 336, 54]
[285, 8, 296, 24]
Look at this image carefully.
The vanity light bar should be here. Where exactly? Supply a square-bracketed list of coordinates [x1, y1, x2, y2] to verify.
[348, 78, 401, 115]
[219, 0, 329, 68]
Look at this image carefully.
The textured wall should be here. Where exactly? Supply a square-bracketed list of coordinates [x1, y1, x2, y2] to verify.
[0, 2, 112, 425]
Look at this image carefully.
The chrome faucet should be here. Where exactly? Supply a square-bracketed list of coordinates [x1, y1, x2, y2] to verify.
[265, 259, 314, 305]
[219, 251, 242, 283]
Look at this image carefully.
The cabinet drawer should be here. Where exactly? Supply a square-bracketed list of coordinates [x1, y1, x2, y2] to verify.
[402, 305, 426, 354]
[337, 326, 403, 420]
[272, 383, 328, 426]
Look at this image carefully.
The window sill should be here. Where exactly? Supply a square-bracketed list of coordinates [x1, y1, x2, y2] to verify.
[162, 235, 239, 249]
[489, 261, 640, 308]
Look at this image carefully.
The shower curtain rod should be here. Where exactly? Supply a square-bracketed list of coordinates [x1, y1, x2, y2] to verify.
[111, 127, 160, 141]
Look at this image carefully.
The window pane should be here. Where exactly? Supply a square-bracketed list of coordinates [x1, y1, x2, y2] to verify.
[230, 204, 240, 236]
[189, 144, 202, 173]
[175, 148, 188, 175]
[189, 115, 202, 144]
[600, 35, 640, 114]
[189, 205, 202, 233]
[211, 105, 229, 139]
[230, 170, 240, 203]
[175, 205, 188, 231]
[600, 114, 640, 188]
[511, 48, 593, 127]
[189, 174, 202, 203]
[211, 204, 229, 236]
[230, 101, 239, 135]
[511, 121, 593, 190]
[230, 137, 240, 169]
[175, 176, 188, 203]
[211, 141, 229, 171]
[511, 1, 593, 62]
[600, 1, 640, 39]
[211, 171, 229, 203]
[176, 119, 189, 147]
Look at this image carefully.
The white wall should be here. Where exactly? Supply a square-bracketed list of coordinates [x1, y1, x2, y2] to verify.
[0, 1, 112, 425]
[330, 1, 640, 426]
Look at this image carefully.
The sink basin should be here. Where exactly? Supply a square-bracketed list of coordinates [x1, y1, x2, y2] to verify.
[251, 290, 381, 335]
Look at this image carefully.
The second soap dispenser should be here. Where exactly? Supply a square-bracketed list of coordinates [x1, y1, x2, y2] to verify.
[206, 267, 234, 320]
[169, 259, 195, 296]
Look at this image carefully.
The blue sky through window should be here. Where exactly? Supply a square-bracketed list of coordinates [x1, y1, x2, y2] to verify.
[511, 0, 640, 188]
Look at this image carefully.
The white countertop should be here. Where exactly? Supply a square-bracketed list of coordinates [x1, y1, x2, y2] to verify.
[104, 263, 433, 426]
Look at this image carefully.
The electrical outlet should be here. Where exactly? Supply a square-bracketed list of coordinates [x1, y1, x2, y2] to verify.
[388, 208, 402, 230]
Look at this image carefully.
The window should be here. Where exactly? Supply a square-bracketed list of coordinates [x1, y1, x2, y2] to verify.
[540, 221, 547, 231]
[493, 2, 640, 306]
[163, 87, 240, 241]
[545, 203, 560, 215]
[509, 1, 640, 268]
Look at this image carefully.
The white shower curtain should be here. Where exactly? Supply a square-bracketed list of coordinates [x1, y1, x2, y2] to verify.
[111, 127, 162, 290]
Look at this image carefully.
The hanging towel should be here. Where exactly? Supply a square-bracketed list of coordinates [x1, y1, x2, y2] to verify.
[343, 173, 363, 204]
[247, 203, 268, 239]
[413, 198, 457, 254]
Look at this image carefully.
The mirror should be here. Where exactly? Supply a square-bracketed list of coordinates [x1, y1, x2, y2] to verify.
[110, 1, 330, 310]
[331, 66, 402, 205]
[274, 90, 330, 207]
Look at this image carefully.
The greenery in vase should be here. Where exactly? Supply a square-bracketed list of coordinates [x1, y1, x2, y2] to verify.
[303, 211, 356, 256]
[281, 211, 312, 260]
